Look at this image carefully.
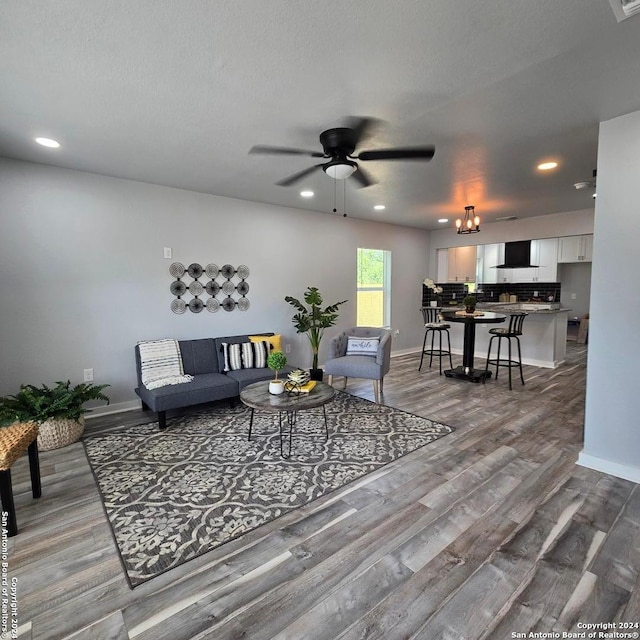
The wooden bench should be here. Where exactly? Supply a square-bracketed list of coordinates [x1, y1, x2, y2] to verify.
[0, 422, 41, 537]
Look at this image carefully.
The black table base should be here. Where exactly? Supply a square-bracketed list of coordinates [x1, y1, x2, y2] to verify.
[444, 366, 493, 383]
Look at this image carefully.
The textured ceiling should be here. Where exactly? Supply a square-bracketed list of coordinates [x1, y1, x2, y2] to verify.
[1, 0, 640, 228]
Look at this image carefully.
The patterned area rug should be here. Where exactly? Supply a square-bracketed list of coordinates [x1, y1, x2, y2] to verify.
[83, 392, 454, 587]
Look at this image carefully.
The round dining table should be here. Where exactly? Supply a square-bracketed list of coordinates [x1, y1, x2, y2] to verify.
[440, 310, 506, 382]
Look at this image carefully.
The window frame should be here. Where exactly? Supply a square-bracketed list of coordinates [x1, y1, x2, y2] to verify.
[356, 247, 392, 328]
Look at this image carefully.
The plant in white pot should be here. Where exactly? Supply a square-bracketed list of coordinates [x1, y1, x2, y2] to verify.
[0, 380, 110, 451]
[267, 351, 287, 395]
[285, 287, 348, 381]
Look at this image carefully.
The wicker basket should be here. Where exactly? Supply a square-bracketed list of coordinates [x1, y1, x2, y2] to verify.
[37, 416, 85, 451]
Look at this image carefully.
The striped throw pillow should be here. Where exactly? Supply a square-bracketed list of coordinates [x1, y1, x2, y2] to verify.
[221, 343, 243, 371]
[248, 340, 270, 368]
[223, 341, 271, 371]
[346, 336, 379, 357]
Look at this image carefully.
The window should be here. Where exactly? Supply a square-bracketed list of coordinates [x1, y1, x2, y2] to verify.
[356, 248, 391, 327]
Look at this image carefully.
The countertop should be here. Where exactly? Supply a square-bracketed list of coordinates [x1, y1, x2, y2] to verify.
[438, 303, 571, 315]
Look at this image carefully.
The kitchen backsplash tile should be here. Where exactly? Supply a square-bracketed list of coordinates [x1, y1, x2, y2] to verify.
[422, 282, 561, 307]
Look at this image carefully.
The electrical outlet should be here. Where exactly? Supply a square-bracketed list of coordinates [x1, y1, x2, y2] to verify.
[163, 247, 172, 259]
[394, 329, 400, 336]
[482, 324, 487, 328]
[285, 344, 291, 354]
[83, 368, 94, 382]
[571, 293, 577, 299]
[452, 293, 456, 299]
[534, 290, 538, 297]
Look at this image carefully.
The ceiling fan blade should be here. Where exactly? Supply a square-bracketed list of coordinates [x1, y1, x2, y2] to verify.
[344, 116, 379, 147]
[276, 164, 324, 187]
[358, 146, 436, 161]
[250, 145, 326, 158]
[351, 165, 375, 188]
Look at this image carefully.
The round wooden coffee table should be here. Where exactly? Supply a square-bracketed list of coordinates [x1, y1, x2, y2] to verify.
[240, 381, 336, 457]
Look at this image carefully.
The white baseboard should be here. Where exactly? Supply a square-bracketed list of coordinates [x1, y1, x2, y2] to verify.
[577, 451, 640, 484]
[85, 399, 141, 419]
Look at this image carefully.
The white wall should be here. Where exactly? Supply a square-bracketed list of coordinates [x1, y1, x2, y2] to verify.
[0, 159, 430, 408]
[579, 109, 640, 482]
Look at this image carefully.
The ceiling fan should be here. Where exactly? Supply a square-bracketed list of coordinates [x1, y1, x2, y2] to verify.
[249, 117, 435, 188]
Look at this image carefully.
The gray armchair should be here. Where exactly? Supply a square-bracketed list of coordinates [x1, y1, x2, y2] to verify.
[324, 327, 392, 403]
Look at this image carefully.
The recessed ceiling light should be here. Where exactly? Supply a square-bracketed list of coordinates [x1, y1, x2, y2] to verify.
[438, 218, 448, 223]
[374, 205, 386, 210]
[537, 161, 558, 171]
[35, 137, 61, 148]
[300, 190, 314, 198]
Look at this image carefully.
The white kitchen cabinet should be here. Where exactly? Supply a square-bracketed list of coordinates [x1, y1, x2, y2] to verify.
[494, 238, 559, 283]
[534, 237, 559, 281]
[557, 235, 593, 263]
[479, 243, 503, 284]
[515, 238, 559, 282]
[436, 248, 449, 283]
[447, 245, 477, 282]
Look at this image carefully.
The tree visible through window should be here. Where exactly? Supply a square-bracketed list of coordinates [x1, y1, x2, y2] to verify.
[357, 248, 391, 327]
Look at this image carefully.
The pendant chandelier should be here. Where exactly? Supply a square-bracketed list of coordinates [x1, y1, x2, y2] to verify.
[455, 205, 480, 234]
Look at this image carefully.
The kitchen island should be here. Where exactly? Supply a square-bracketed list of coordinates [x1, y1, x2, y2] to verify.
[441, 303, 570, 369]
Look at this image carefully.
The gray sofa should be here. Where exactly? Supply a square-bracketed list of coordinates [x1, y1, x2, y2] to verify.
[134, 333, 293, 429]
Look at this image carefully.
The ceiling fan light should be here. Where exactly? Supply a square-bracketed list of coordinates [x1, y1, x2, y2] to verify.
[323, 161, 357, 180]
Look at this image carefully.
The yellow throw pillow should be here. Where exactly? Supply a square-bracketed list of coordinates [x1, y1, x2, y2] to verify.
[249, 334, 283, 353]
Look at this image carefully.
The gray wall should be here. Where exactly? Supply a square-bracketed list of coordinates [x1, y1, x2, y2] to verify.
[558, 262, 592, 319]
[0, 159, 430, 410]
[581, 108, 640, 480]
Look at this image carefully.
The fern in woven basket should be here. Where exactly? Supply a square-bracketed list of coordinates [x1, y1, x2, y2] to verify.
[0, 380, 110, 427]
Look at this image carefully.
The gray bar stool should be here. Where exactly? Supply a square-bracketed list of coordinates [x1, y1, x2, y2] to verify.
[484, 312, 528, 390]
[419, 307, 453, 375]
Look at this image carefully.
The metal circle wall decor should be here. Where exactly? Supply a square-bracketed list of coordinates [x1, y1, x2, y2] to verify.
[170, 261, 250, 314]
[188, 298, 204, 313]
[187, 263, 203, 279]
[205, 264, 219, 278]
[205, 280, 220, 296]
[171, 299, 187, 314]
[220, 264, 235, 279]
[170, 280, 187, 296]
[169, 262, 186, 278]
[237, 265, 250, 279]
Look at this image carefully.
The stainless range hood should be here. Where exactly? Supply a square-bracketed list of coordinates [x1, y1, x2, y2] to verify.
[494, 240, 539, 269]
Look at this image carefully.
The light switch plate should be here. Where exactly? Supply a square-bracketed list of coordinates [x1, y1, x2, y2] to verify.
[163, 247, 172, 259]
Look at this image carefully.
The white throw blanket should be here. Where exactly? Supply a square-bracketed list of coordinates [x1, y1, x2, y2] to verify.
[138, 339, 193, 390]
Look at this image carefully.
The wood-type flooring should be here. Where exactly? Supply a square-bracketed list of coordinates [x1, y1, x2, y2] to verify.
[7, 343, 640, 639]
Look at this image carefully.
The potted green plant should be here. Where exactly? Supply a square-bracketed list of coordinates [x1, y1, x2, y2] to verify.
[267, 351, 287, 395]
[285, 287, 348, 381]
[0, 380, 110, 451]
[463, 295, 477, 314]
